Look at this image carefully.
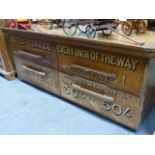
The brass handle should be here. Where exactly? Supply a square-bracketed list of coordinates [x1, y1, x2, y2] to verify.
[22, 65, 46, 77]
[16, 50, 44, 60]
[72, 83, 114, 102]
[70, 64, 116, 80]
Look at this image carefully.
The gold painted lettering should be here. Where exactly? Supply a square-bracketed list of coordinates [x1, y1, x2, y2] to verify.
[10, 36, 55, 51]
[57, 45, 140, 71]
[117, 57, 126, 68]
[100, 54, 105, 63]
[104, 56, 111, 64]
[131, 59, 139, 70]
[110, 56, 116, 65]
[124, 59, 132, 69]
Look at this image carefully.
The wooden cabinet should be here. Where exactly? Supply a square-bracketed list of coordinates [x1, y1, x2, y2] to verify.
[2, 27, 155, 129]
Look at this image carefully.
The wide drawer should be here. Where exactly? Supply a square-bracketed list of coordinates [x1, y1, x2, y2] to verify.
[10, 35, 58, 69]
[59, 72, 141, 129]
[14, 55, 60, 95]
[57, 44, 146, 96]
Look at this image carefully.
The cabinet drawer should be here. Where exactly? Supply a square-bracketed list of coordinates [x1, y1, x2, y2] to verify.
[13, 47, 57, 69]
[14, 56, 60, 95]
[59, 72, 141, 129]
[57, 44, 146, 96]
[10, 36, 58, 69]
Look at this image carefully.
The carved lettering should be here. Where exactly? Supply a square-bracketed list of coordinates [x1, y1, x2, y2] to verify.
[103, 101, 132, 118]
[60, 73, 138, 120]
[10, 36, 56, 51]
[124, 59, 132, 69]
[66, 65, 115, 84]
[110, 56, 116, 65]
[62, 76, 132, 118]
[131, 59, 139, 70]
[22, 63, 58, 88]
[58, 45, 139, 70]
[117, 57, 126, 67]
[62, 75, 138, 103]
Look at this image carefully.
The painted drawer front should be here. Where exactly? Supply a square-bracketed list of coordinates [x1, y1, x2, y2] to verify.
[10, 35, 58, 69]
[57, 44, 146, 96]
[14, 56, 60, 95]
[59, 72, 141, 129]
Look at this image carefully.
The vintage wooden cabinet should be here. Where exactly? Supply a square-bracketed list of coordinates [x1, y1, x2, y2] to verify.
[0, 30, 15, 80]
[2, 27, 155, 130]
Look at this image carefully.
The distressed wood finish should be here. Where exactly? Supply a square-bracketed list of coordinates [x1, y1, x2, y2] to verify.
[57, 44, 146, 96]
[0, 30, 15, 80]
[2, 27, 155, 130]
[10, 36, 58, 69]
[59, 72, 141, 129]
[14, 56, 60, 95]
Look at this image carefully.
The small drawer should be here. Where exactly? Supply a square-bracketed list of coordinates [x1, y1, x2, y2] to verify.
[14, 47, 57, 69]
[9, 35, 58, 69]
[59, 72, 141, 129]
[14, 56, 60, 95]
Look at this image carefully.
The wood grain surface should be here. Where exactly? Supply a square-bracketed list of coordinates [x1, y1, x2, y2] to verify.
[2, 27, 155, 129]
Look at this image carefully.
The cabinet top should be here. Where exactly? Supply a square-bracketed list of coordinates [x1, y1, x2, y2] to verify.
[1, 27, 155, 58]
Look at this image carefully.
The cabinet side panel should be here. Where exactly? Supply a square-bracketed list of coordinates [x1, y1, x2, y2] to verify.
[0, 31, 14, 71]
[141, 58, 155, 120]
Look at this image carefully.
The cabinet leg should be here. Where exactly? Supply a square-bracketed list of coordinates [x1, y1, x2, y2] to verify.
[0, 69, 16, 80]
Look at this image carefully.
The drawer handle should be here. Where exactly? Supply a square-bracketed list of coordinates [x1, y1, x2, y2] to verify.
[16, 51, 44, 60]
[22, 65, 46, 77]
[70, 64, 116, 80]
[72, 83, 114, 102]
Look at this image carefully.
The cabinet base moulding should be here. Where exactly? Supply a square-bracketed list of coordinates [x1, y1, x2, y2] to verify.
[0, 68, 16, 80]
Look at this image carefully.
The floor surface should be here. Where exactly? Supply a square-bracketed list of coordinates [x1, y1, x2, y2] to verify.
[0, 75, 155, 135]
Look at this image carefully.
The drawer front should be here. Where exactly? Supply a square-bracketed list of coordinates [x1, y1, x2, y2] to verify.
[59, 72, 141, 129]
[57, 44, 146, 96]
[14, 56, 60, 95]
[10, 35, 58, 69]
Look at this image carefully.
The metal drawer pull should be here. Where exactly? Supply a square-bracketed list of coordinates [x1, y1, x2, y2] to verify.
[22, 65, 46, 77]
[72, 84, 114, 102]
[16, 51, 44, 60]
[70, 64, 116, 80]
